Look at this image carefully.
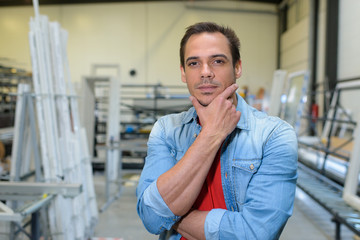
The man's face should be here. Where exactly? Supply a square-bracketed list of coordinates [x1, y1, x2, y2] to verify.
[181, 32, 242, 106]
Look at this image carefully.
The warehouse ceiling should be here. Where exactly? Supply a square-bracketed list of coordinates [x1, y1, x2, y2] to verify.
[0, 0, 282, 7]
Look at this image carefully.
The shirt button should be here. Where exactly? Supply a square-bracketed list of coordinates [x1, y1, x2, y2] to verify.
[193, 133, 197, 138]
[250, 164, 254, 170]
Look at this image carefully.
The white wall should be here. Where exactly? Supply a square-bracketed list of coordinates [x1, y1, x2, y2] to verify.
[0, 1, 278, 95]
[280, 16, 309, 72]
[338, 0, 360, 122]
[338, 0, 360, 80]
[280, 0, 310, 73]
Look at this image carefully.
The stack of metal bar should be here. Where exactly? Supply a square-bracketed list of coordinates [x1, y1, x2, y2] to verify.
[4, 1, 98, 239]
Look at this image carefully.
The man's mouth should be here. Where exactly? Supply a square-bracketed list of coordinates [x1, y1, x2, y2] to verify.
[197, 84, 218, 93]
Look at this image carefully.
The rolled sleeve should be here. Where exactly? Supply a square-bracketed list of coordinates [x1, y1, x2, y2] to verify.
[204, 209, 226, 240]
[143, 180, 179, 218]
[137, 118, 182, 234]
[137, 180, 181, 235]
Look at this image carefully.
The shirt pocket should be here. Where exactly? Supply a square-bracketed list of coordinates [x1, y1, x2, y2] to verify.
[232, 159, 261, 208]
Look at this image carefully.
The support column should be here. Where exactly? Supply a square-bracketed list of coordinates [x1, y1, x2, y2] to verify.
[324, 0, 339, 112]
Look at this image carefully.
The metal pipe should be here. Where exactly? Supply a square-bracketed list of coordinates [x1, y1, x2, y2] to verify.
[185, 4, 277, 15]
[21, 195, 55, 217]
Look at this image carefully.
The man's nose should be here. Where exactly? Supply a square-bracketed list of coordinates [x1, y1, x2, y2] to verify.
[200, 64, 214, 79]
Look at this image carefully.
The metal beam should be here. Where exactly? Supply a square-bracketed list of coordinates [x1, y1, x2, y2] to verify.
[0, 182, 82, 198]
[0, 194, 55, 222]
[0, 0, 282, 7]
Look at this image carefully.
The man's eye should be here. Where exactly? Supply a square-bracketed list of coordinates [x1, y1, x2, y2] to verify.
[188, 62, 198, 66]
[213, 59, 224, 64]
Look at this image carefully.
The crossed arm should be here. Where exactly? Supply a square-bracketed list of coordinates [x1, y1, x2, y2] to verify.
[137, 83, 298, 239]
[156, 84, 240, 239]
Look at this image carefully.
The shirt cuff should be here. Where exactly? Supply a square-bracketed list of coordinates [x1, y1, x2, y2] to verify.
[143, 180, 177, 218]
[204, 208, 226, 240]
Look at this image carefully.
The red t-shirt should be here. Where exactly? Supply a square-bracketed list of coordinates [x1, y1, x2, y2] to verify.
[180, 145, 226, 240]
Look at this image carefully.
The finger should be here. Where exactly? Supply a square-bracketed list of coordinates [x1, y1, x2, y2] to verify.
[219, 83, 239, 99]
[235, 110, 241, 121]
[189, 95, 202, 111]
[224, 99, 233, 109]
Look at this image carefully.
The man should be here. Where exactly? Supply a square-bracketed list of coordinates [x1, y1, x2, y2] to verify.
[137, 22, 298, 240]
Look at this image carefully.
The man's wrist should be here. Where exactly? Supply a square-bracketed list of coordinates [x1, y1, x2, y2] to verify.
[174, 209, 209, 240]
[198, 128, 226, 147]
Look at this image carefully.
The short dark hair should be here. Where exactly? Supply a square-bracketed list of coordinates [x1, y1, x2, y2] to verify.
[180, 22, 241, 68]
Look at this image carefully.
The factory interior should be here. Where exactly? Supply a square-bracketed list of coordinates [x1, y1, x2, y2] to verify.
[0, 0, 360, 239]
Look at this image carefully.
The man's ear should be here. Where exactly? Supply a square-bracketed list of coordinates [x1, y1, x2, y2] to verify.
[235, 60, 242, 79]
[180, 65, 187, 83]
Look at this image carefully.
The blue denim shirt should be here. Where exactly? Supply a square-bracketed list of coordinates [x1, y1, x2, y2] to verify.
[137, 93, 298, 240]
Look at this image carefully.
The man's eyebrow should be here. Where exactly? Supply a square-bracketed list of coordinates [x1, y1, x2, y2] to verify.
[185, 56, 199, 64]
[211, 54, 229, 60]
[185, 54, 229, 64]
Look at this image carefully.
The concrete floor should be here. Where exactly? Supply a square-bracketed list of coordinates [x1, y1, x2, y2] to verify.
[92, 172, 357, 240]
[93, 171, 157, 240]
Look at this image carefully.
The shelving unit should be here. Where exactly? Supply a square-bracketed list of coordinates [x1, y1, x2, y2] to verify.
[297, 80, 359, 184]
[0, 65, 32, 177]
[92, 82, 191, 170]
[0, 66, 32, 127]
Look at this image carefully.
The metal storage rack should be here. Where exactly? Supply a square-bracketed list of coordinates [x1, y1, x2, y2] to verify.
[0, 66, 32, 128]
[297, 162, 360, 239]
[92, 82, 191, 170]
[296, 79, 360, 239]
[0, 65, 32, 178]
[80, 73, 191, 211]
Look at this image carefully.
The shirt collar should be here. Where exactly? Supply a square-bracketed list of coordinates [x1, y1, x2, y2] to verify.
[235, 92, 251, 130]
[181, 92, 252, 131]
